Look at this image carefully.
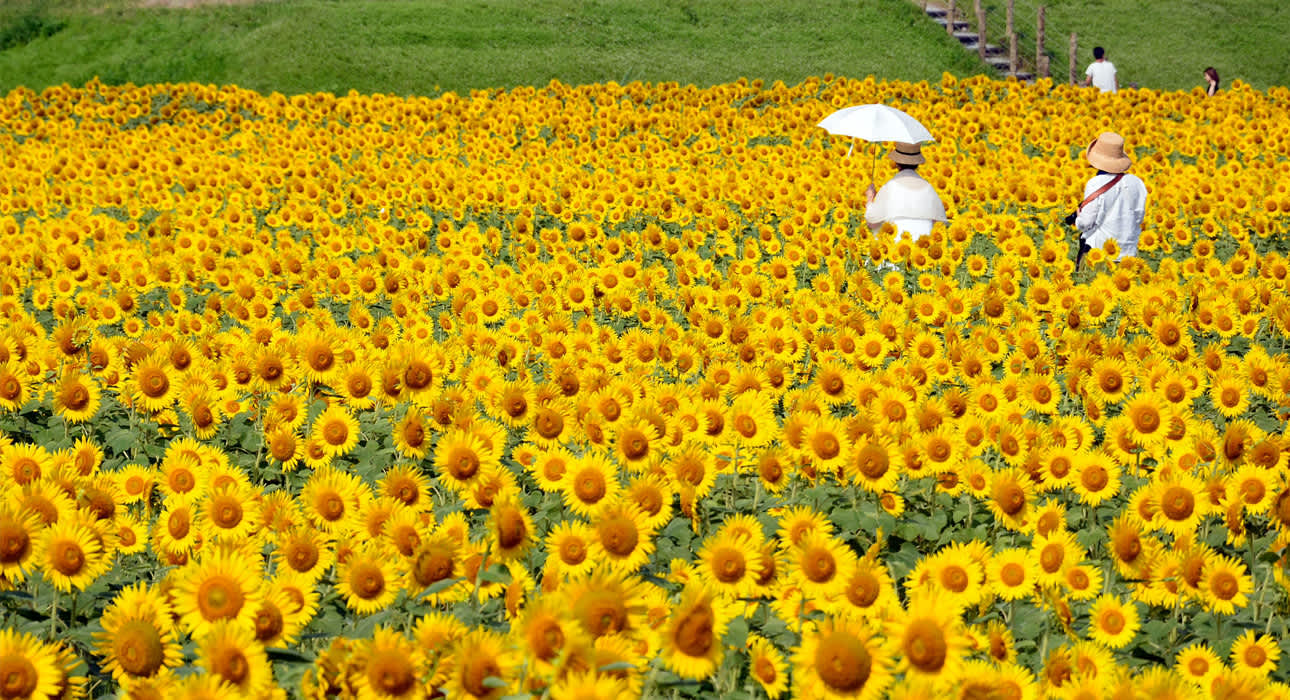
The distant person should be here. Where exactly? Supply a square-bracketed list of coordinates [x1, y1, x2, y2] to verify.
[1204, 66, 1220, 96]
[1083, 47, 1118, 93]
[1072, 132, 1147, 266]
[863, 143, 947, 243]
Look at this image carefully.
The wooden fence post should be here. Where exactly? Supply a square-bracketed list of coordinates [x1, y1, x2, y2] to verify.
[947, 0, 956, 35]
[1069, 33, 1078, 85]
[975, 0, 987, 60]
[1037, 6, 1048, 77]
[1006, 0, 1016, 76]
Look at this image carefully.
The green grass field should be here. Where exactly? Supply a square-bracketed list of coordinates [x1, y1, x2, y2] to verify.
[972, 0, 1290, 93]
[0, 0, 1286, 96]
[0, 0, 986, 96]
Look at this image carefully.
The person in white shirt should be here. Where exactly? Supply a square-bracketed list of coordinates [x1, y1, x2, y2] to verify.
[863, 143, 947, 243]
[1074, 132, 1148, 265]
[1083, 46, 1118, 93]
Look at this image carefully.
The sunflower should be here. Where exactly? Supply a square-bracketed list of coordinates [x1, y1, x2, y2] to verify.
[561, 566, 651, 642]
[300, 465, 367, 535]
[0, 362, 31, 411]
[296, 330, 341, 387]
[1198, 553, 1253, 615]
[158, 451, 207, 501]
[745, 634, 789, 700]
[1071, 451, 1121, 507]
[1209, 376, 1249, 419]
[1229, 630, 1281, 677]
[129, 351, 176, 413]
[351, 626, 425, 700]
[339, 361, 378, 410]
[379, 464, 432, 512]
[0, 505, 42, 584]
[1085, 594, 1140, 649]
[544, 520, 595, 579]
[514, 594, 583, 675]
[1150, 471, 1210, 538]
[1, 442, 52, 487]
[312, 403, 361, 458]
[560, 453, 621, 518]
[987, 466, 1037, 532]
[788, 531, 857, 600]
[848, 435, 901, 494]
[1084, 357, 1133, 407]
[434, 429, 501, 495]
[909, 542, 986, 607]
[1062, 563, 1103, 602]
[547, 670, 631, 700]
[624, 474, 674, 532]
[793, 615, 892, 700]
[263, 425, 303, 472]
[169, 548, 265, 636]
[195, 619, 273, 696]
[198, 482, 263, 545]
[272, 525, 336, 581]
[337, 544, 402, 615]
[52, 372, 101, 424]
[391, 409, 430, 460]
[588, 498, 657, 573]
[445, 628, 515, 700]
[989, 547, 1038, 601]
[0, 628, 61, 700]
[728, 391, 777, 448]
[667, 444, 717, 500]
[1032, 530, 1084, 585]
[37, 517, 108, 592]
[1175, 642, 1224, 687]
[250, 581, 304, 647]
[660, 580, 734, 680]
[828, 556, 898, 619]
[487, 493, 535, 563]
[696, 529, 764, 599]
[92, 582, 184, 680]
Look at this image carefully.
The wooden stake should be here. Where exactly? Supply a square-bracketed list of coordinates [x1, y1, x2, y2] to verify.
[1037, 6, 1048, 77]
[1069, 32, 1078, 85]
[1006, 0, 1017, 77]
[947, 0, 956, 35]
[975, 0, 987, 60]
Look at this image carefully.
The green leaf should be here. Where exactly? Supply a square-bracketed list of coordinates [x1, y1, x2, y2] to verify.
[417, 578, 460, 598]
[598, 661, 636, 672]
[724, 615, 749, 649]
[105, 427, 137, 453]
[481, 676, 508, 689]
[267, 647, 316, 664]
[478, 565, 511, 585]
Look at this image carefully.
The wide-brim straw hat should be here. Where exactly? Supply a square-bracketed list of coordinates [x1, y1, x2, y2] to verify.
[889, 142, 926, 165]
[1085, 132, 1132, 173]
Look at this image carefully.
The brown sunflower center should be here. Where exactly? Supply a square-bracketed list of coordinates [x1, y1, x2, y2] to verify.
[712, 548, 746, 583]
[528, 618, 564, 661]
[0, 522, 30, 564]
[672, 601, 715, 657]
[903, 618, 948, 673]
[349, 562, 386, 599]
[598, 516, 638, 557]
[1160, 486, 1195, 521]
[51, 540, 87, 575]
[0, 653, 39, 698]
[196, 576, 245, 620]
[816, 630, 873, 692]
[803, 547, 837, 584]
[446, 447, 480, 480]
[114, 619, 166, 677]
[534, 408, 564, 439]
[619, 429, 649, 460]
[574, 470, 606, 504]
[496, 508, 527, 550]
[254, 603, 284, 642]
[845, 569, 880, 608]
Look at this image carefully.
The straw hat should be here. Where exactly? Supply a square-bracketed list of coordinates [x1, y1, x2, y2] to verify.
[1085, 132, 1132, 173]
[889, 142, 926, 165]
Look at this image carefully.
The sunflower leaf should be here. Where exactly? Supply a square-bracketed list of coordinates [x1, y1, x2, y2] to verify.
[598, 661, 636, 672]
[267, 648, 315, 664]
[478, 565, 511, 585]
[418, 578, 461, 598]
[724, 616, 749, 648]
[481, 676, 508, 689]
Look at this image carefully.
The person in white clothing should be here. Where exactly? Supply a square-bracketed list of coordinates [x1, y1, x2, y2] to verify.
[1074, 132, 1148, 266]
[863, 142, 947, 243]
[1083, 46, 1118, 93]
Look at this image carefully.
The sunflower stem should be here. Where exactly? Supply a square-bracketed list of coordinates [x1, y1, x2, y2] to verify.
[49, 589, 58, 637]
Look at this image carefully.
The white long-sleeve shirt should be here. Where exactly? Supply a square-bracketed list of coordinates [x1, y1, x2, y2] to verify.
[865, 170, 947, 242]
[1075, 172, 1147, 259]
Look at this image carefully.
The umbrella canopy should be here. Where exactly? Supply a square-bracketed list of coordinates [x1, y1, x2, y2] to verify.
[817, 103, 934, 144]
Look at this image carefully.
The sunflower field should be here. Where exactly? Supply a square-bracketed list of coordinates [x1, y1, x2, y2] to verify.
[0, 72, 1289, 699]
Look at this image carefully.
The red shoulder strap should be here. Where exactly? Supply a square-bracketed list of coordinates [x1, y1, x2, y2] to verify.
[1078, 173, 1125, 211]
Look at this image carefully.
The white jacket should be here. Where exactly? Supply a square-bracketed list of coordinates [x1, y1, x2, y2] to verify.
[1076, 172, 1148, 259]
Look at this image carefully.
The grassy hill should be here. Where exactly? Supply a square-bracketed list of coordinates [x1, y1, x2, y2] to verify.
[0, 0, 1285, 97]
[0, 0, 987, 96]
